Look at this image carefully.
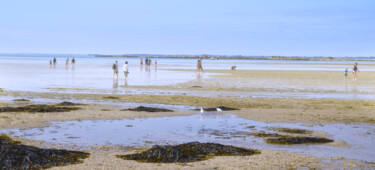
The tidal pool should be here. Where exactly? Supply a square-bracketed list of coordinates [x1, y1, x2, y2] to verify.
[3, 113, 375, 162]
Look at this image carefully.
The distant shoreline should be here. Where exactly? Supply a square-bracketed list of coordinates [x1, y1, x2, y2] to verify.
[95, 55, 375, 61]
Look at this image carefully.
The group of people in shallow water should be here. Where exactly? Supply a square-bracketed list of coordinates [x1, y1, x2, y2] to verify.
[49, 57, 76, 67]
[344, 62, 360, 81]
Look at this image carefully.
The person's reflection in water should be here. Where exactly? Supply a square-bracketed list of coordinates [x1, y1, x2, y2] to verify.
[113, 78, 118, 89]
[124, 72, 128, 86]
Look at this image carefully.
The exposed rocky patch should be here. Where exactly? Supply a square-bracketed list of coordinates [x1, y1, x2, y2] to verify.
[195, 106, 240, 111]
[12, 99, 30, 102]
[265, 136, 333, 145]
[121, 106, 173, 112]
[275, 128, 313, 134]
[103, 96, 120, 100]
[56, 101, 83, 106]
[0, 134, 89, 169]
[0, 104, 80, 113]
[117, 142, 259, 163]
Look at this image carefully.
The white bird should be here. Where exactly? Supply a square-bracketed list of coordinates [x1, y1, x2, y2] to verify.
[216, 108, 223, 112]
[200, 107, 204, 113]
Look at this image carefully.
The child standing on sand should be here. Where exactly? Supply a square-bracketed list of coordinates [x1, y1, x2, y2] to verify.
[344, 67, 348, 79]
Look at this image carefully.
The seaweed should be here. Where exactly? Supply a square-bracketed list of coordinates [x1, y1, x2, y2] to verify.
[245, 126, 255, 129]
[116, 142, 259, 163]
[248, 131, 285, 137]
[121, 106, 173, 112]
[191, 86, 202, 88]
[194, 106, 240, 111]
[275, 128, 313, 134]
[56, 101, 83, 106]
[12, 99, 30, 102]
[0, 134, 89, 169]
[103, 96, 120, 100]
[265, 136, 333, 145]
[0, 104, 80, 113]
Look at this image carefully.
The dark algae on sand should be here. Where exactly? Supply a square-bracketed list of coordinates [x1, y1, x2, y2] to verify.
[265, 136, 333, 145]
[0, 104, 80, 113]
[121, 106, 173, 112]
[194, 106, 240, 112]
[0, 134, 89, 169]
[117, 142, 259, 163]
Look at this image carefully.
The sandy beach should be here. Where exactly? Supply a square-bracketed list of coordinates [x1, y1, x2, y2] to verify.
[1, 59, 375, 169]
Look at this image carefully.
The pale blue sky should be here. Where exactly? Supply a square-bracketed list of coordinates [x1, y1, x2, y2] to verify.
[0, 0, 374, 56]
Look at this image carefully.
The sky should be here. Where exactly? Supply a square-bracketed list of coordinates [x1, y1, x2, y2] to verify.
[0, 0, 374, 56]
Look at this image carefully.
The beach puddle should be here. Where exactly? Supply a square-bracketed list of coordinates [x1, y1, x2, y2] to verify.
[2, 113, 375, 162]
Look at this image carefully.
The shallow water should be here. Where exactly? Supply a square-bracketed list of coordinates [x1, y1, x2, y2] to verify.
[4, 113, 375, 162]
[1, 55, 375, 94]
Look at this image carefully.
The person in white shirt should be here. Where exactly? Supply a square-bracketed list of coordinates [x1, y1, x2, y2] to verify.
[123, 61, 129, 74]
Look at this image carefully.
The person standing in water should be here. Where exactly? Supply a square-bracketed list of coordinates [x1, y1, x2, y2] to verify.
[352, 63, 359, 81]
[113, 61, 119, 79]
[140, 58, 143, 65]
[49, 60, 52, 67]
[71, 57, 75, 64]
[53, 57, 57, 64]
[197, 59, 203, 72]
[123, 61, 129, 86]
[123, 61, 129, 74]
[65, 58, 69, 66]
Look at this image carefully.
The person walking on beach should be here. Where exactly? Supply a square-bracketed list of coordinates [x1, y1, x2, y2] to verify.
[53, 57, 57, 64]
[65, 58, 69, 66]
[49, 60, 52, 66]
[140, 58, 143, 65]
[344, 67, 349, 79]
[352, 63, 359, 81]
[112, 61, 119, 79]
[71, 57, 75, 64]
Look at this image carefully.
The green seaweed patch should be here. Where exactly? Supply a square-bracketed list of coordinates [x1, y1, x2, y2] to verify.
[121, 106, 173, 112]
[245, 126, 255, 129]
[191, 86, 202, 88]
[103, 96, 120, 100]
[265, 136, 333, 145]
[0, 134, 89, 169]
[0, 104, 80, 113]
[195, 106, 240, 111]
[0, 88, 3, 92]
[248, 131, 285, 137]
[116, 142, 259, 163]
[12, 99, 30, 102]
[56, 101, 83, 106]
[276, 128, 313, 134]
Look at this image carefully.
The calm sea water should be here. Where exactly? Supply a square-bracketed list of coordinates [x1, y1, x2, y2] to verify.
[1, 54, 374, 93]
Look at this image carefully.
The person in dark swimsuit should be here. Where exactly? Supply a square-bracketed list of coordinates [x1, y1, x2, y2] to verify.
[352, 62, 359, 81]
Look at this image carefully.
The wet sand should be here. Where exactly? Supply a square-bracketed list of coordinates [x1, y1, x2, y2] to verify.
[1, 67, 375, 169]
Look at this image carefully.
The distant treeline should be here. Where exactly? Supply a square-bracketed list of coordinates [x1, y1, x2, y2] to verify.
[95, 54, 375, 61]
